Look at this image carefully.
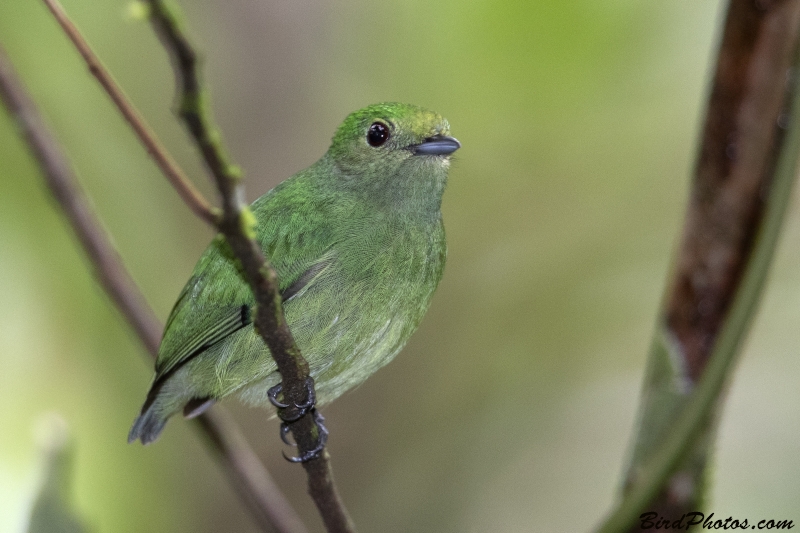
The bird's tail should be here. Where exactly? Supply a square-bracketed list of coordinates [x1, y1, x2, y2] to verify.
[128, 398, 168, 445]
[128, 379, 216, 444]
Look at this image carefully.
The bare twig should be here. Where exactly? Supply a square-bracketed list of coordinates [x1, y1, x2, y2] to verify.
[596, 1, 800, 530]
[0, 44, 162, 355]
[0, 44, 308, 533]
[42, 0, 218, 225]
[197, 409, 311, 533]
[143, 1, 356, 531]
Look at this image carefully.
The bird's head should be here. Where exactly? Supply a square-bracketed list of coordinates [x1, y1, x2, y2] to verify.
[324, 103, 459, 210]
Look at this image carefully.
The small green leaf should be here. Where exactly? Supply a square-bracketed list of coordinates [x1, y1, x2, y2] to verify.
[26, 415, 90, 533]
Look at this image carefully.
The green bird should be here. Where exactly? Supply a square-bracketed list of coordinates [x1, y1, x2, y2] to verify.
[129, 102, 459, 447]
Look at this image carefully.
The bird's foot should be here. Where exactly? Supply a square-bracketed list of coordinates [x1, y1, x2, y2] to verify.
[269, 377, 326, 462]
[281, 409, 328, 463]
[267, 377, 316, 422]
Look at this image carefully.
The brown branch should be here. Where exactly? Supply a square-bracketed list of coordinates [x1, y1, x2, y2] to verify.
[143, 1, 356, 531]
[197, 409, 310, 533]
[667, 0, 800, 382]
[41, 0, 218, 226]
[618, 0, 800, 526]
[0, 44, 308, 533]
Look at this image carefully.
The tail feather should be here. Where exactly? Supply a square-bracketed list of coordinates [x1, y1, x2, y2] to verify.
[128, 404, 168, 445]
[129, 385, 216, 444]
[129, 371, 175, 445]
[129, 370, 216, 444]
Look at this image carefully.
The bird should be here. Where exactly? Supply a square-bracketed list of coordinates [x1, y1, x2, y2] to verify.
[128, 102, 460, 450]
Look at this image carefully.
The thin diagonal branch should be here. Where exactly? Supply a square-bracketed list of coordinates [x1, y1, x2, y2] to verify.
[0, 45, 162, 356]
[143, 1, 357, 531]
[0, 44, 308, 533]
[42, 0, 218, 225]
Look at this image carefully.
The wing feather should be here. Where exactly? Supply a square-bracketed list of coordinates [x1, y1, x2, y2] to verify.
[151, 173, 338, 389]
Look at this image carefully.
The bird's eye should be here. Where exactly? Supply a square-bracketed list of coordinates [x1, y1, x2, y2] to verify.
[367, 122, 390, 147]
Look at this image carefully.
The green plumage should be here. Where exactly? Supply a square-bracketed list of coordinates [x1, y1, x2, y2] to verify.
[129, 103, 458, 444]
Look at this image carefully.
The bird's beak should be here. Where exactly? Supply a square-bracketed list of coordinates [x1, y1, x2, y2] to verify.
[412, 135, 461, 156]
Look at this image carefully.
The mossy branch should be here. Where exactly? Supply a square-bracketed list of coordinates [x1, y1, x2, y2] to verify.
[143, 1, 356, 531]
[36, 0, 356, 530]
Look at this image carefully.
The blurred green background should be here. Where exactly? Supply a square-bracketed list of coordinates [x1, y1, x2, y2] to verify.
[2, 0, 799, 531]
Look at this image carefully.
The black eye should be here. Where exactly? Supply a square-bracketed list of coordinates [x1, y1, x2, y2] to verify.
[367, 122, 390, 147]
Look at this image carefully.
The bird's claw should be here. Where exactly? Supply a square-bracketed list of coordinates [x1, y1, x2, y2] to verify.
[280, 422, 296, 447]
[267, 383, 290, 409]
[294, 379, 316, 412]
[268, 378, 316, 422]
[282, 410, 328, 463]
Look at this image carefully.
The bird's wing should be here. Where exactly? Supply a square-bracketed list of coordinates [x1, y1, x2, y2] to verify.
[153, 248, 255, 381]
[153, 254, 335, 386]
[153, 177, 337, 382]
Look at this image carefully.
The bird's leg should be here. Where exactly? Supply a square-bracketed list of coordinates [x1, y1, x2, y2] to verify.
[270, 377, 328, 461]
[282, 409, 328, 463]
[268, 377, 316, 422]
[293, 377, 316, 413]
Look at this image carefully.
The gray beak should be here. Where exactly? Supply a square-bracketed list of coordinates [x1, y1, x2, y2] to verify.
[413, 135, 461, 156]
